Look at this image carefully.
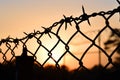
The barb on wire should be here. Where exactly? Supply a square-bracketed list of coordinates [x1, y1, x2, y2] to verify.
[13, 38, 19, 44]
[81, 6, 91, 26]
[0, 0, 120, 72]
[42, 26, 52, 38]
[63, 15, 73, 30]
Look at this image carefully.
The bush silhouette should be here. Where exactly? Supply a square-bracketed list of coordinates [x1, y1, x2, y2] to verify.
[0, 60, 120, 80]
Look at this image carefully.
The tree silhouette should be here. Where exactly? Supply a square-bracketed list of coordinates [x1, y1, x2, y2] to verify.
[104, 28, 120, 63]
[104, 28, 120, 78]
[104, 28, 120, 52]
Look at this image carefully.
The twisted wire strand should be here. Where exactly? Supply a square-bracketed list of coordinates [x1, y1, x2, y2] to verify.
[0, 1, 120, 70]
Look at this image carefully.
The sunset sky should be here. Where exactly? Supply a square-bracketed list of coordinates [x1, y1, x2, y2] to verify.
[0, 0, 118, 38]
[0, 0, 119, 70]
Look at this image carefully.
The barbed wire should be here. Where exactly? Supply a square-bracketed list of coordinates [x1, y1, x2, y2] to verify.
[0, 0, 120, 70]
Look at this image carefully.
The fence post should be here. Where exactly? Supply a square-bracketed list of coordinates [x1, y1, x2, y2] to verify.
[16, 46, 34, 80]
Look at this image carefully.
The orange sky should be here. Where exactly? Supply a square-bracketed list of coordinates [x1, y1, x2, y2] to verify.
[0, 0, 118, 38]
[0, 0, 119, 70]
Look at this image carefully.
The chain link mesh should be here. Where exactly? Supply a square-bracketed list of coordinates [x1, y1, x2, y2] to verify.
[0, 1, 120, 71]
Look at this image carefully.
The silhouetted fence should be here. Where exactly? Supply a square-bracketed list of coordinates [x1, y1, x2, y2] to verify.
[0, 0, 120, 80]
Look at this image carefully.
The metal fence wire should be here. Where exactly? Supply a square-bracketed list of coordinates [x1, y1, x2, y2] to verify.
[0, 0, 120, 72]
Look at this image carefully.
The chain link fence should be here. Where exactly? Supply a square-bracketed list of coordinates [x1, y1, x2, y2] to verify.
[0, 0, 120, 80]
